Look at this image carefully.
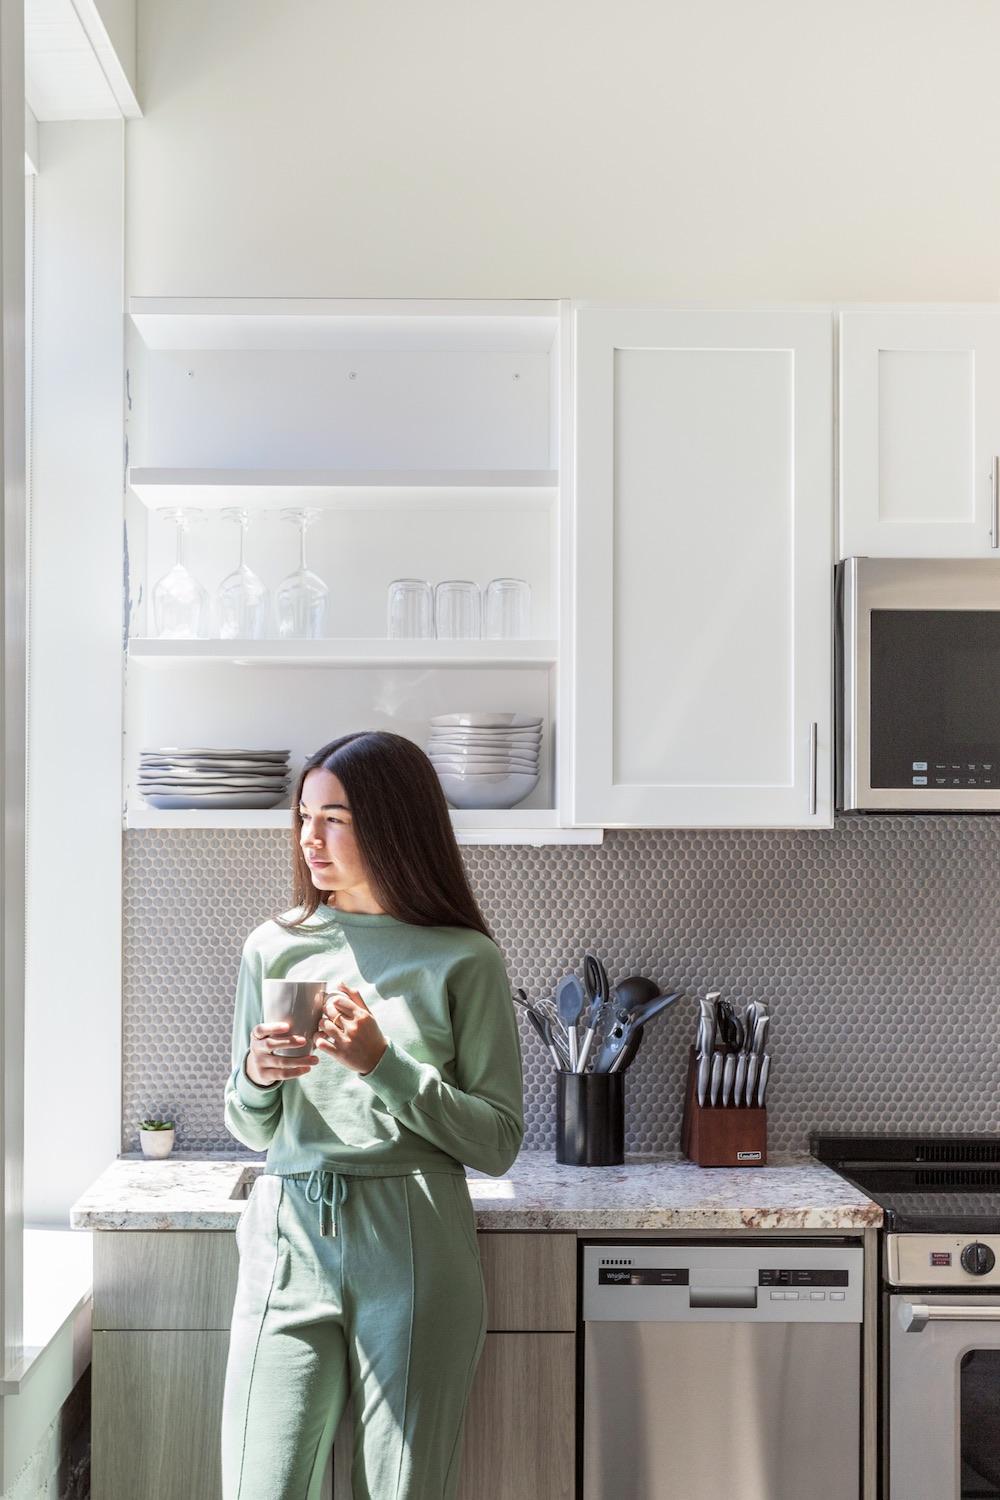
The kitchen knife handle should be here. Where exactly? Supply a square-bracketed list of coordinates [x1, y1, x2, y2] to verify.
[808, 721, 818, 816]
[756, 1053, 771, 1107]
[992, 457, 1000, 549]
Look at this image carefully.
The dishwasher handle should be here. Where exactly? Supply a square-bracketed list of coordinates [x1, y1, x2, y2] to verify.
[689, 1286, 758, 1310]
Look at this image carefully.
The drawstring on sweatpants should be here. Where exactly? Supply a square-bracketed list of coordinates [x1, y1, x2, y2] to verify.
[304, 1169, 349, 1237]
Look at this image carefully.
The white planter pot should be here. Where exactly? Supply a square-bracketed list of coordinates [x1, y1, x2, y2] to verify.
[139, 1128, 175, 1159]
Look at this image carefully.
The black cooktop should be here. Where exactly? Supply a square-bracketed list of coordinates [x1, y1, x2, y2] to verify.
[811, 1133, 1000, 1234]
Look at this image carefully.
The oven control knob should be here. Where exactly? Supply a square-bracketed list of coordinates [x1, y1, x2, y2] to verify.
[961, 1242, 996, 1277]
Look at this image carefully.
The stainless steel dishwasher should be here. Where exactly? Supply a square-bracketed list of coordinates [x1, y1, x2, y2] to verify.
[582, 1242, 864, 1500]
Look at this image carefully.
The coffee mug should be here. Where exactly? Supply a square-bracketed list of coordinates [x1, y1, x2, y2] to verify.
[262, 979, 330, 1057]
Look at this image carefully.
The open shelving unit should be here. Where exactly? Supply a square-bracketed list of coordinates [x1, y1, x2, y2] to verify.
[123, 297, 594, 844]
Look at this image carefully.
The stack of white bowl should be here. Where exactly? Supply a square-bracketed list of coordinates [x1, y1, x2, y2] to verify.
[428, 713, 542, 809]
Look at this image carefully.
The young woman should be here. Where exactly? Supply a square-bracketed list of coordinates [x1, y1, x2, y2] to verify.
[220, 731, 525, 1500]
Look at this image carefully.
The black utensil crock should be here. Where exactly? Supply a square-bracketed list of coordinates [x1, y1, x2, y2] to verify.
[555, 1070, 624, 1166]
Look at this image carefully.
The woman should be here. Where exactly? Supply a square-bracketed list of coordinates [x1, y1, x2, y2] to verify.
[220, 731, 525, 1500]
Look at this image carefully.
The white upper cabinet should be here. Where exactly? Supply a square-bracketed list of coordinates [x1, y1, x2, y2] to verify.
[122, 298, 600, 845]
[839, 310, 1000, 558]
[572, 307, 833, 828]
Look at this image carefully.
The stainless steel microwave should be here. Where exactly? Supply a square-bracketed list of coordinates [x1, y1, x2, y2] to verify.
[837, 557, 1000, 811]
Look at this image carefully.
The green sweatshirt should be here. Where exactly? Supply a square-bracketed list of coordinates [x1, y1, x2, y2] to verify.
[224, 905, 525, 1178]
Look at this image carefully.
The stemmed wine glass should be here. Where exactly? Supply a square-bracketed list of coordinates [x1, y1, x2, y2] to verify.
[152, 507, 209, 639]
[276, 508, 329, 639]
[215, 507, 270, 639]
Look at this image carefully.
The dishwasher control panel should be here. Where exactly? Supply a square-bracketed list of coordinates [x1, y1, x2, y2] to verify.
[583, 1243, 864, 1322]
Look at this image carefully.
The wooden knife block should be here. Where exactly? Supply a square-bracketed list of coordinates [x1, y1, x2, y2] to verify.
[680, 1047, 768, 1167]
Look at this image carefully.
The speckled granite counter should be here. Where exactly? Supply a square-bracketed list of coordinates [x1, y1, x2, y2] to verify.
[70, 1152, 881, 1233]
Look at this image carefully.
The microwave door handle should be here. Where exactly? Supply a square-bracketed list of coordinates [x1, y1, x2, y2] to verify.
[808, 721, 818, 816]
[992, 457, 999, 550]
[900, 1302, 1000, 1333]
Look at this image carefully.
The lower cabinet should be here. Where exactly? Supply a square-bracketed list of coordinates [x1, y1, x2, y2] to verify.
[91, 1229, 577, 1500]
[92, 1329, 231, 1500]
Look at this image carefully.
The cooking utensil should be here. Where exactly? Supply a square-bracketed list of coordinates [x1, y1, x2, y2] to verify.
[577, 954, 612, 1072]
[610, 976, 661, 1017]
[556, 973, 586, 1070]
[609, 1022, 644, 1074]
[512, 990, 566, 1069]
[589, 983, 676, 1073]
[734, 1050, 748, 1108]
[622, 990, 682, 1030]
[710, 1051, 723, 1106]
[696, 1049, 711, 1107]
[523, 1006, 564, 1068]
[751, 1015, 770, 1056]
[717, 999, 745, 1053]
[543, 1016, 571, 1071]
[722, 1052, 736, 1106]
[757, 1053, 771, 1107]
[745, 1053, 760, 1108]
[699, 993, 720, 1056]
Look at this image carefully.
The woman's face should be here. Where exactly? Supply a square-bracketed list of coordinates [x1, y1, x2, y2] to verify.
[298, 768, 383, 912]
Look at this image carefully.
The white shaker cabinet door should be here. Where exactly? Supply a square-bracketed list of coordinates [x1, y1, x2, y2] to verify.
[839, 310, 1000, 558]
[572, 307, 833, 828]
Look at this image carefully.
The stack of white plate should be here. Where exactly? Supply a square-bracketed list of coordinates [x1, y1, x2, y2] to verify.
[428, 713, 542, 809]
[138, 748, 291, 809]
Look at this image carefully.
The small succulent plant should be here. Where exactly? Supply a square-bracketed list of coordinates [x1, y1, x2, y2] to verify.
[139, 1119, 175, 1131]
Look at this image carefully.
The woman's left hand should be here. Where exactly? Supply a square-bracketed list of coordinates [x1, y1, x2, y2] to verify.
[314, 984, 388, 1076]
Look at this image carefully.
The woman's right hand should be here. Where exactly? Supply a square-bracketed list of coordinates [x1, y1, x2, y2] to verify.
[244, 1023, 320, 1087]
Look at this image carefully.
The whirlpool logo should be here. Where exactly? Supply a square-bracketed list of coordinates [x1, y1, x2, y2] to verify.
[600, 1269, 633, 1283]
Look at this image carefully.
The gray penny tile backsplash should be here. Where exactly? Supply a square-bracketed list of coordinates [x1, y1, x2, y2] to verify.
[123, 816, 1000, 1158]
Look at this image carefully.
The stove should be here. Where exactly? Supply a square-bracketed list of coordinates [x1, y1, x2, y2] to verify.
[813, 1134, 1000, 1499]
[812, 1130, 1000, 1233]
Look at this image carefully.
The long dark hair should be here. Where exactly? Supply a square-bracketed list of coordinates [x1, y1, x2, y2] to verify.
[277, 731, 495, 942]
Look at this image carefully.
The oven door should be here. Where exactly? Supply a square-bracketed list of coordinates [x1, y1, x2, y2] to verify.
[890, 1293, 1000, 1499]
[838, 557, 1000, 811]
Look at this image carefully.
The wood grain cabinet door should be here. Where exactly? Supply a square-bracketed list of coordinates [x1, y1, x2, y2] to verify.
[92, 1330, 230, 1500]
[456, 1333, 576, 1500]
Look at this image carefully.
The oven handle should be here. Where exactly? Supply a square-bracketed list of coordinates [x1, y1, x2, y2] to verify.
[900, 1301, 1000, 1333]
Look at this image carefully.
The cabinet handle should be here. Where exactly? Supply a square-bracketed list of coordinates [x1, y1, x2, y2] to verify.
[809, 722, 818, 816]
[992, 458, 999, 550]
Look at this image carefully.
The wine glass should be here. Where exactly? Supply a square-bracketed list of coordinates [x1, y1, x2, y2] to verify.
[152, 507, 209, 639]
[215, 507, 270, 639]
[275, 508, 328, 639]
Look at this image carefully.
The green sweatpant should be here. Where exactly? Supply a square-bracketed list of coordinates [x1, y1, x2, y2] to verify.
[221, 1169, 487, 1500]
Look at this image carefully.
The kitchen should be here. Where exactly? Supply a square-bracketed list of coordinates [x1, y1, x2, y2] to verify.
[5, 2, 1000, 1498]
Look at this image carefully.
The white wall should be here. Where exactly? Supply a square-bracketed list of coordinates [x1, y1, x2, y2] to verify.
[26, 123, 123, 1225]
[128, 0, 1000, 300]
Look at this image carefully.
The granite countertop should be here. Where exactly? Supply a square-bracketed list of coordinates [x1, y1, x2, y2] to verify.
[69, 1152, 882, 1232]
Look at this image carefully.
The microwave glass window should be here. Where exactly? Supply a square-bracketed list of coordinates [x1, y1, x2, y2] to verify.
[869, 611, 1000, 788]
[960, 1350, 1000, 1498]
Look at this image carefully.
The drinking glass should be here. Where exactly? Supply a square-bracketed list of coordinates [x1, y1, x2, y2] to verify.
[484, 577, 531, 639]
[275, 508, 329, 639]
[152, 507, 209, 639]
[215, 507, 270, 639]
[387, 579, 434, 639]
[434, 580, 481, 639]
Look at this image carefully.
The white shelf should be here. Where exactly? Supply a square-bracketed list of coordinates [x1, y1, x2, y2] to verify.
[127, 638, 558, 667]
[124, 806, 601, 845]
[128, 468, 558, 510]
[129, 297, 560, 352]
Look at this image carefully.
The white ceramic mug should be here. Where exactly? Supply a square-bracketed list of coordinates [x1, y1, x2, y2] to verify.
[262, 979, 330, 1056]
